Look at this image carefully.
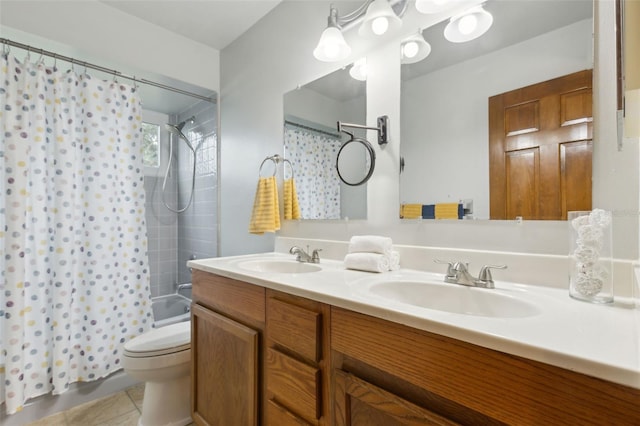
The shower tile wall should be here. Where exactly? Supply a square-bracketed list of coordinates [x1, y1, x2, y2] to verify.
[143, 100, 217, 298]
[144, 173, 178, 297]
[176, 101, 218, 286]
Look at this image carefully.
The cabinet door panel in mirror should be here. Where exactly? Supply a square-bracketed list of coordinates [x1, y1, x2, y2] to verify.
[284, 66, 367, 220]
[400, 0, 593, 220]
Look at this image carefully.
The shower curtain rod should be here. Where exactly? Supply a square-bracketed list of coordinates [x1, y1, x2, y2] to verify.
[0, 37, 216, 104]
[284, 119, 340, 138]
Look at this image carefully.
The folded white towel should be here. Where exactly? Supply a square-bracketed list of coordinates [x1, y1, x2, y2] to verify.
[348, 235, 393, 255]
[389, 250, 400, 271]
[344, 253, 390, 273]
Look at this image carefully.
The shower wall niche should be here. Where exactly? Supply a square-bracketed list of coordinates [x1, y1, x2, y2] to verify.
[144, 100, 218, 297]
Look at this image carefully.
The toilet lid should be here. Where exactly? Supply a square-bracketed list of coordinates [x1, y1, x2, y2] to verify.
[124, 321, 191, 358]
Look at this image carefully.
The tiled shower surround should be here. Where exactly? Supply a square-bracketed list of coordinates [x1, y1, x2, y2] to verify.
[144, 100, 218, 297]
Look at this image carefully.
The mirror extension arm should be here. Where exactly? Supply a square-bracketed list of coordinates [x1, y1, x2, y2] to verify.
[337, 115, 389, 146]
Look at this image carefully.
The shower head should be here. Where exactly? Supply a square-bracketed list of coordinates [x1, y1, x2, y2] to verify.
[164, 116, 196, 149]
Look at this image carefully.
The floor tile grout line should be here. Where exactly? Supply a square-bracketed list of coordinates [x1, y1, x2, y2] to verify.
[125, 386, 143, 414]
[29, 386, 143, 426]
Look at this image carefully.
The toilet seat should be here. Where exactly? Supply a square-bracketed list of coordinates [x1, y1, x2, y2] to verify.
[124, 321, 191, 358]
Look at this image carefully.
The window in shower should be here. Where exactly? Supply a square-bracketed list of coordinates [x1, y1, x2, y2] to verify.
[142, 122, 160, 168]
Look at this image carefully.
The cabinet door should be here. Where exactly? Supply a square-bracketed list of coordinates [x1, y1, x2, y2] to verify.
[334, 370, 459, 426]
[191, 303, 259, 426]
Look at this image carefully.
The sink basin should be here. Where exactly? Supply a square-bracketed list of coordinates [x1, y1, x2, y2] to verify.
[366, 280, 540, 318]
[237, 259, 321, 274]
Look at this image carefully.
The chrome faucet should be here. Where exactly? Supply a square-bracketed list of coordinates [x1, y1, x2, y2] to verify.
[177, 283, 192, 291]
[434, 260, 507, 289]
[289, 245, 322, 263]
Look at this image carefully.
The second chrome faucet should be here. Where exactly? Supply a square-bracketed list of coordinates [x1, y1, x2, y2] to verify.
[290, 246, 322, 264]
[435, 260, 507, 289]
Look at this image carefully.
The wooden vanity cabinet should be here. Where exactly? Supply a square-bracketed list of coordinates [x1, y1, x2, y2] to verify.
[191, 270, 265, 426]
[191, 270, 640, 425]
[331, 307, 640, 425]
[265, 289, 332, 425]
[191, 271, 331, 426]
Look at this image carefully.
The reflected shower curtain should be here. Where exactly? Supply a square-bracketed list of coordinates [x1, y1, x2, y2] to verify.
[0, 53, 153, 414]
[284, 124, 341, 219]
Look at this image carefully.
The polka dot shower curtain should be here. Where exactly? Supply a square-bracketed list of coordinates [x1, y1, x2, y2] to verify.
[284, 124, 341, 219]
[0, 53, 153, 415]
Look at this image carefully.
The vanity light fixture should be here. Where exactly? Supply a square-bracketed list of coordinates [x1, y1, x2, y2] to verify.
[444, 4, 493, 43]
[313, 6, 352, 62]
[359, 0, 403, 37]
[313, 0, 408, 62]
[349, 58, 368, 81]
[313, 0, 492, 63]
[401, 31, 431, 64]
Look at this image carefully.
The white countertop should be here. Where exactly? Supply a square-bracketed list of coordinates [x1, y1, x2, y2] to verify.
[188, 252, 640, 389]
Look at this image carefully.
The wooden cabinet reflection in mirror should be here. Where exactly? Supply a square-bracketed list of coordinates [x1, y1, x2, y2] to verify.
[489, 70, 593, 220]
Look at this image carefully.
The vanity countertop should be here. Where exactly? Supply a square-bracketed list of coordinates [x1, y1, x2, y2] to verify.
[188, 252, 640, 389]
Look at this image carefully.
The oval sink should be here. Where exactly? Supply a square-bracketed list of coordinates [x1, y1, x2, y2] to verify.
[238, 260, 321, 274]
[366, 280, 540, 318]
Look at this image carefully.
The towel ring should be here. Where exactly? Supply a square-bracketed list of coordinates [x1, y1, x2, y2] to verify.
[259, 156, 278, 178]
[258, 154, 296, 179]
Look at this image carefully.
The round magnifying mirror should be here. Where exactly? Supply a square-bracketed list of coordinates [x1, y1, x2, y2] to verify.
[336, 137, 376, 186]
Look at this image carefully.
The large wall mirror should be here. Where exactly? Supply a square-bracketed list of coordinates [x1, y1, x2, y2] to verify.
[283, 65, 368, 220]
[400, 0, 593, 220]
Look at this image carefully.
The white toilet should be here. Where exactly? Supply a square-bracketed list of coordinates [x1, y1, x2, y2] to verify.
[122, 321, 192, 426]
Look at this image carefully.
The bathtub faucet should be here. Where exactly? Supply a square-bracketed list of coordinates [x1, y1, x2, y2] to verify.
[177, 283, 192, 291]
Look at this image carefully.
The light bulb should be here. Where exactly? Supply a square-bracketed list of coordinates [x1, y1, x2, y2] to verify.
[313, 26, 351, 62]
[349, 58, 367, 81]
[402, 41, 419, 59]
[457, 14, 478, 35]
[323, 44, 340, 60]
[371, 16, 389, 35]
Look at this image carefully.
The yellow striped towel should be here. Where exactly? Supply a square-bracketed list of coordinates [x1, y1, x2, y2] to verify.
[435, 203, 459, 219]
[284, 178, 301, 220]
[401, 203, 422, 219]
[249, 176, 281, 234]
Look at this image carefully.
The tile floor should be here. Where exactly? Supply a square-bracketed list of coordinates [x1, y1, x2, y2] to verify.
[24, 383, 194, 426]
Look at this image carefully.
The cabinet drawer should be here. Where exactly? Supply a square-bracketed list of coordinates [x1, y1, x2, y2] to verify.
[192, 269, 265, 328]
[266, 348, 320, 423]
[266, 399, 313, 426]
[267, 297, 321, 362]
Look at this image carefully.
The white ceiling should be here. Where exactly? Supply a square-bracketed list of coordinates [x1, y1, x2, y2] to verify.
[99, 0, 282, 50]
